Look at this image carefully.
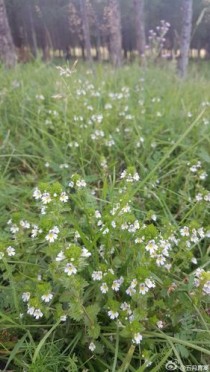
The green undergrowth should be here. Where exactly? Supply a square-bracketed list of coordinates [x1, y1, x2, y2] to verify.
[0, 61, 210, 371]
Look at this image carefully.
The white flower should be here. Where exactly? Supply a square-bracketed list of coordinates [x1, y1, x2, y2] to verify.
[111, 221, 116, 228]
[76, 179, 87, 188]
[27, 306, 35, 315]
[33, 187, 42, 200]
[132, 333, 143, 344]
[102, 227, 109, 235]
[112, 280, 121, 292]
[60, 192, 68, 203]
[199, 172, 207, 180]
[100, 283, 109, 293]
[41, 192, 52, 204]
[108, 310, 119, 319]
[180, 226, 190, 236]
[41, 206, 46, 215]
[81, 247, 91, 258]
[56, 251, 66, 261]
[89, 342, 96, 352]
[92, 271, 103, 281]
[203, 281, 210, 294]
[139, 283, 149, 295]
[191, 257, 197, 264]
[60, 315, 67, 322]
[145, 240, 158, 254]
[195, 193, 203, 202]
[126, 286, 136, 296]
[64, 263, 77, 276]
[157, 320, 164, 329]
[145, 278, 155, 288]
[130, 279, 138, 288]
[20, 220, 30, 229]
[120, 302, 132, 314]
[45, 230, 58, 243]
[41, 293, 53, 303]
[156, 255, 166, 266]
[95, 210, 101, 219]
[22, 292, 30, 302]
[10, 224, 19, 234]
[34, 308, 43, 319]
[6, 246, 15, 256]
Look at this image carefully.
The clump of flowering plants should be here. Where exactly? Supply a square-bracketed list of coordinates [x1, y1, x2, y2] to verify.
[1, 166, 210, 367]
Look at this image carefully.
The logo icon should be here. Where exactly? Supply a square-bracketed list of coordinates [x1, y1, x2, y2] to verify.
[165, 360, 179, 370]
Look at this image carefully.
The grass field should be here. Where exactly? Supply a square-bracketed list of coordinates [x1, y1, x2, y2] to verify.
[0, 61, 210, 371]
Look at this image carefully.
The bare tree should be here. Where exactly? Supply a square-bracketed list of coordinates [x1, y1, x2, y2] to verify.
[178, 0, 193, 78]
[79, 0, 92, 63]
[108, 0, 122, 67]
[133, 0, 146, 59]
[0, 0, 16, 67]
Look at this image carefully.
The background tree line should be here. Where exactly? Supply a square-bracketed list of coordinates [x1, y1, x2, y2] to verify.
[1, 0, 210, 75]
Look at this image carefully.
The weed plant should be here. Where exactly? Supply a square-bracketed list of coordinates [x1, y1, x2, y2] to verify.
[0, 62, 210, 371]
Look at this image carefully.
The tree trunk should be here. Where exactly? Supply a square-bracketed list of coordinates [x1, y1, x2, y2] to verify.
[79, 0, 92, 63]
[28, 3, 37, 59]
[109, 0, 122, 67]
[0, 0, 16, 67]
[133, 0, 146, 59]
[177, 0, 193, 78]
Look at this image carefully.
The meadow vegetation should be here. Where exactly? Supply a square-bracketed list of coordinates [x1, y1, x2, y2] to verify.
[0, 61, 210, 371]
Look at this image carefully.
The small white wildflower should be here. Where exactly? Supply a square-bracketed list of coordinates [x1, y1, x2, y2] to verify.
[199, 172, 207, 180]
[112, 280, 121, 292]
[204, 193, 210, 202]
[130, 279, 138, 288]
[41, 293, 53, 303]
[22, 292, 30, 302]
[107, 310, 119, 319]
[89, 342, 96, 352]
[92, 271, 103, 281]
[41, 206, 46, 215]
[27, 306, 35, 315]
[60, 315, 67, 322]
[180, 226, 190, 237]
[60, 192, 68, 203]
[45, 229, 58, 243]
[6, 246, 15, 256]
[195, 193, 203, 202]
[139, 283, 149, 295]
[132, 333, 143, 344]
[64, 263, 77, 276]
[102, 227, 109, 235]
[111, 221, 116, 228]
[145, 240, 158, 254]
[203, 281, 210, 294]
[95, 210, 101, 219]
[76, 179, 87, 188]
[126, 286, 136, 296]
[35, 178, 43, 191]
[100, 282, 109, 293]
[41, 192, 52, 204]
[157, 320, 164, 329]
[34, 308, 43, 319]
[20, 220, 30, 229]
[10, 224, 19, 234]
[81, 247, 91, 257]
[191, 257, 197, 265]
[156, 255, 166, 266]
[145, 278, 155, 288]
